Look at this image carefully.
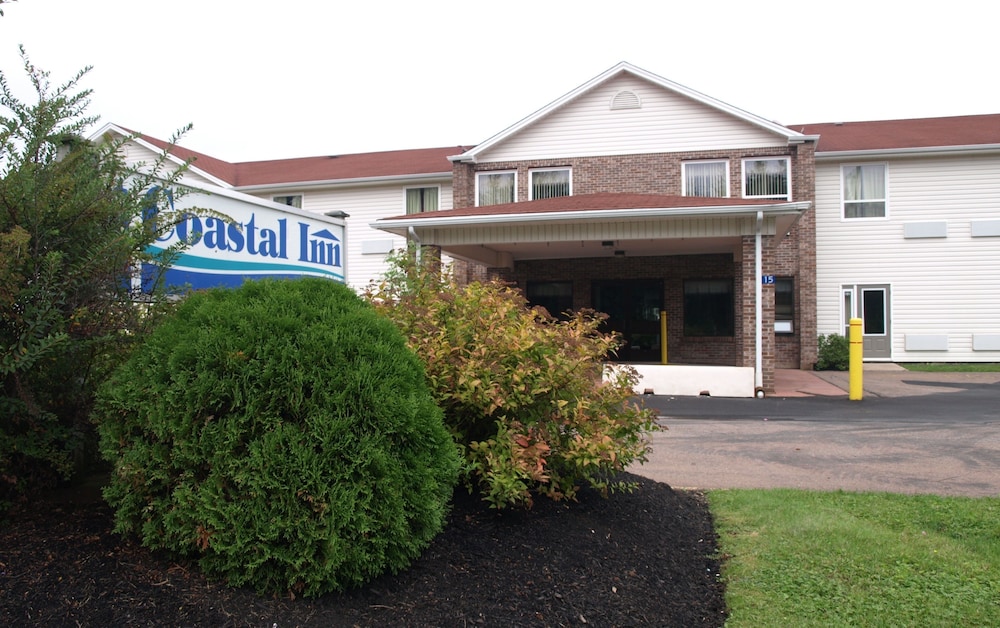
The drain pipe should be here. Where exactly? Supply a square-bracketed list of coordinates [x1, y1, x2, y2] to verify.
[408, 226, 421, 265]
[755, 211, 764, 397]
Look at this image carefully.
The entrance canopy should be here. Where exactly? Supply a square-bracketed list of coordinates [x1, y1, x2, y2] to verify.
[371, 193, 809, 266]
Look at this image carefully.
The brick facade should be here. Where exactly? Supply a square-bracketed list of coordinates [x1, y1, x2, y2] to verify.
[451, 145, 818, 393]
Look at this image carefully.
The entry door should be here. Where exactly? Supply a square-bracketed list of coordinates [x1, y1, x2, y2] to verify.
[593, 280, 662, 362]
[842, 284, 891, 360]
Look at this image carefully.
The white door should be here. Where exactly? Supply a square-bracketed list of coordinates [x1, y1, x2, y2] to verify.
[842, 284, 891, 360]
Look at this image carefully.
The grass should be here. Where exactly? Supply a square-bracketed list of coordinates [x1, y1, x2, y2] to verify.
[901, 363, 1000, 372]
[708, 489, 1000, 627]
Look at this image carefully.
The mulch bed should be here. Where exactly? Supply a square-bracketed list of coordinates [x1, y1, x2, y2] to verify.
[0, 473, 726, 627]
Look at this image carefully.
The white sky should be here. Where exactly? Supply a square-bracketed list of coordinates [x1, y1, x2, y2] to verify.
[2, 0, 998, 163]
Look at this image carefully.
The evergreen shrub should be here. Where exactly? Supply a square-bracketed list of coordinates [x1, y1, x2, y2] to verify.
[93, 277, 460, 596]
[816, 333, 850, 371]
[366, 252, 659, 510]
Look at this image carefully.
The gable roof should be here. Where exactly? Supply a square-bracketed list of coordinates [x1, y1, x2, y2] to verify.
[94, 123, 469, 190]
[451, 62, 815, 163]
[793, 114, 1000, 156]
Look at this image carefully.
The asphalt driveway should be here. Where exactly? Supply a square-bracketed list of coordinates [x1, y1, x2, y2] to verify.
[630, 370, 1000, 497]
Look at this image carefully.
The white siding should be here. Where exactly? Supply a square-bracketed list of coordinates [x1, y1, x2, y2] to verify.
[478, 74, 783, 163]
[816, 153, 1000, 361]
[252, 183, 453, 292]
[122, 141, 222, 187]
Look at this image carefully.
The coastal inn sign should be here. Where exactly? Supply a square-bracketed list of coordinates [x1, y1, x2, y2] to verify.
[143, 182, 346, 291]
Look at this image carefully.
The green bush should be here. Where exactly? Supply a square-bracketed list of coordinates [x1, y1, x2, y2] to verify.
[365, 251, 659, 510]
[816, 333, 850, 371]
[93, 278, 460, 596]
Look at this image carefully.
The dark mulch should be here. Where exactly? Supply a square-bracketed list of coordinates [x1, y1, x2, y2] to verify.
[0, 473, 726, 627]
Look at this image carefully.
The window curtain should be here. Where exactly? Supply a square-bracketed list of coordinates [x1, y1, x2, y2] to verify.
[685, 162, 727, 197]
[406, 187, 438, 214]
[478, 173, 515, 206]
[744, 159, 788, 198]
[843, 165, 886, 218]
[531, 170, 570, 199]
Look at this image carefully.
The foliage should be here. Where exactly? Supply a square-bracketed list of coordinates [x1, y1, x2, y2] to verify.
[0, 49, 207, 507]
[365, 250, 659, 509]
[93, 277, 460, 597]
[815, 333, 849, 371]
[709, 489, 1000, 627]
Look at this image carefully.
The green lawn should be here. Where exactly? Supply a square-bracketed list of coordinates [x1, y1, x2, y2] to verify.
[708, 489, 1000, 627]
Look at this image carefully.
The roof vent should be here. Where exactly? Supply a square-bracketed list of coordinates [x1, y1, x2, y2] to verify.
[610, 90, 641, 110]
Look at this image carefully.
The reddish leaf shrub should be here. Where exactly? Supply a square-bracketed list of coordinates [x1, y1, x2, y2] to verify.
[365, 252, 659, 509]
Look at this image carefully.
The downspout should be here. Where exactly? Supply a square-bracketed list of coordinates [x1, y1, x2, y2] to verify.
[408, 226, 421, 265]
[755, 211, 764, 396]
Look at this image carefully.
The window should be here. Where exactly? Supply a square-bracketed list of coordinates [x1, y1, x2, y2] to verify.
[405, 187, 439, 214]
[842, 164, 887, 218]
[530, 168, 571, 200]
[272, 194, 302, 208]
[526, 281, 573, 318]
[743, 158, 789, 199]
[775, 277, 794, 334]
[476, 171, 516, 206]
[682, 160, 729, 197]
[683, 279, 734, 336]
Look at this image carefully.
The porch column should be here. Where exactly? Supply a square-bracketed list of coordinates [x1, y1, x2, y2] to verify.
[741, 235, 776, 393]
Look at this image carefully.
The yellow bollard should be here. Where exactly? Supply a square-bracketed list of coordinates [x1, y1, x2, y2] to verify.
[660, 310, 668, 365]
[849, 317, 863, 400]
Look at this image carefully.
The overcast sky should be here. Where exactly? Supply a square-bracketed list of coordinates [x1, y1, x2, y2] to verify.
[2, 0, 997, 163]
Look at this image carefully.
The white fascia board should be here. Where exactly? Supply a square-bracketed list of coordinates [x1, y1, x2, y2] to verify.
[234, 171, 453, 193]
[89, 123, 232, 189]
[816, 144, 1000, 160]
[452, 62, 809, 163]
[371, 201, 810, 233]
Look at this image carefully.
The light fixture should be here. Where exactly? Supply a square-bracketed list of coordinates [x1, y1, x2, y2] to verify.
[601, 240, 614, 248]
[324, 210, 351, 218]
[614, 250, 626, 256]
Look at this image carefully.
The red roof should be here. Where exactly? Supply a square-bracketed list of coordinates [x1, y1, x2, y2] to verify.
[791, 114, 1000, 153]
[136, 129, 467, 187]
[383, 192, 781, 221]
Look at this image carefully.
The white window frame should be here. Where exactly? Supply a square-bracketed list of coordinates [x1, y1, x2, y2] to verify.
[272, 194, 303, 208]
[682, 160, 730, 197]
[404, 185, 440, 214]
[529, 167, 572, 200]
[475, 170, 517, 207]
[742, 157, 791, 200]
[840, 163, 889, 220]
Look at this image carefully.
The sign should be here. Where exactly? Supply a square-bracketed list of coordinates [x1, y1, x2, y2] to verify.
[142, 183, 346, 291]
[761, 275, 776, 285]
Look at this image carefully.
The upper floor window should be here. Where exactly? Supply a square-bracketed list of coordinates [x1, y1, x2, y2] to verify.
[530, 168, 571, 200]
[405, 186, 439, 214]
[272, 194, 302, 208]
[743, 158, 790, 199]
[476, 171, 516, 206]
[682, 160, 730, 197]
[842, 164, 887, 218]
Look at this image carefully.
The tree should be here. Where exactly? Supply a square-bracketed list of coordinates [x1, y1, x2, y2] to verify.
[0, 47, 200, 507]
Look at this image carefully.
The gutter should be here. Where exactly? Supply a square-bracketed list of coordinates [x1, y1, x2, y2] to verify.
[815, 144, 1000, 160]
[371, 202, 811, 231]
[234, 171, 453, 193]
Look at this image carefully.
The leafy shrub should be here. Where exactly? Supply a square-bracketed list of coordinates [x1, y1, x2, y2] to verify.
[365, 251, 659, 510]
[1, 51, 200, 508]
[93, 278, 460, 596]
[816, 333, 850, 371]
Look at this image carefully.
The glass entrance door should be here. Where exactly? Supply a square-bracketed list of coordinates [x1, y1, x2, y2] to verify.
[592, 280, 662, 362]
[842, 284, 892, 360]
